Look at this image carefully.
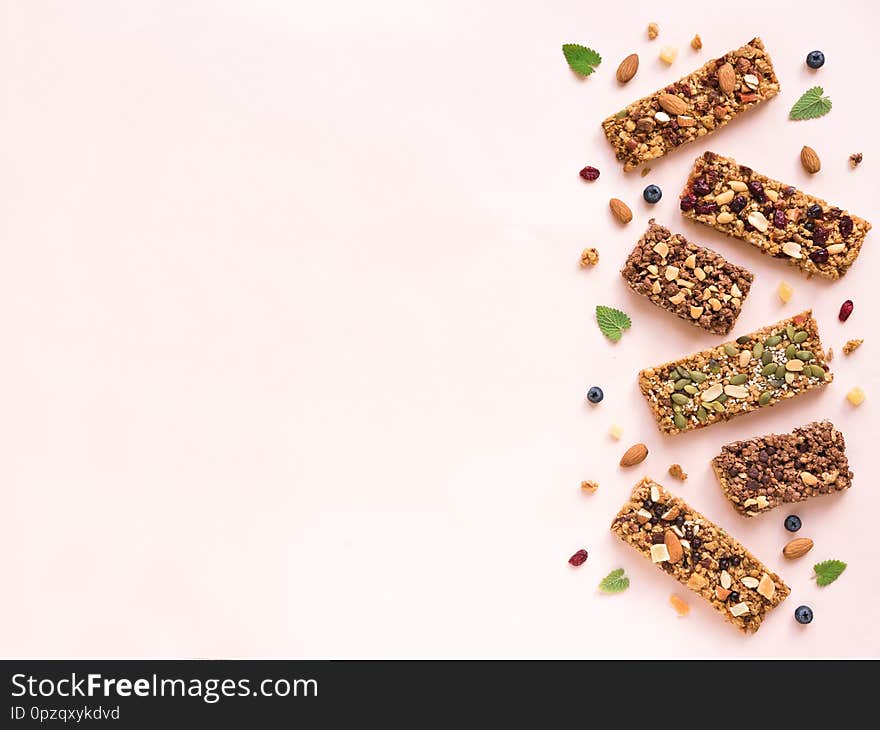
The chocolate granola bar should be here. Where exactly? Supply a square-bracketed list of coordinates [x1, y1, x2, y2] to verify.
[602, 38, 779, 172]
[639, 311, 831, 434]
[680, 151, 872, 279]
[621, 219, 754, 335]
[611, 477, 789, 633]
[712, 421, 853, 516]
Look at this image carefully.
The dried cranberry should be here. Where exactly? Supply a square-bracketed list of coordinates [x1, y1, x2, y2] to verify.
[694, 202, 718, 215]
[730, 195, 747, 213]
[579, 166, 600, 181]
[773, 209, 787, 228]
[812, 226, 828, 245]
[839, 215, 854, 238]
[809, 248, 829, 264]
[692, 177, 711, 196]
[839, 300, 854, 322]
[807, 204, 823, 218]
[680, 194, 697, 211]
[747, 180, 765, 201]
[783, 186, 796, 198]
[568, 549, 588, 567]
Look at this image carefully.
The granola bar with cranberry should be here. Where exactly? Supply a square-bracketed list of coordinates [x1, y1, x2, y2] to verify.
[638, 311, 831, 434]
[621, 219, 753, 335]
[680, 151, 872, 279]
[611, 477, 789, 633]
[712, 421, 852, 516]
[602, 38, 779, 172]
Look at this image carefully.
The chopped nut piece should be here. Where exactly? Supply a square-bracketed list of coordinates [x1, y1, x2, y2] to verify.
[715, 586, 731, 601]
[650, 484, 660, 502]
[636, 508, 652, 523]
[665, 265, 680, 280]
[652, 240, 670, 257]
[690, 305, 704, 319]
[609, 423, 623, 440]
[799, 471, 818, 486]
[647, 22, 659, 40]
[778, 281, 794, 303]
[670, 594, 690, 615]
[690, 34, 702, 51]
[580, 247, 599, 267]
[729, 602, 750, 617]
[580, 480, 599, 493]
[782, 241, 803, 259]
[741, 576, 760, 589]
[687, 572, 708, 590]
[850, 152, 863, 168]
[847, 386, 865, 406]
[843, 339, 863, 355]
[659, 46, 677, 64]
[720, 570, 732, 589]
[668, 464, 687, 481]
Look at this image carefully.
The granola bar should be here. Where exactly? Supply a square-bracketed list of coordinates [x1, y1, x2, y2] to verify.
[712, 421, 853, 516]
[638, 311, 831, 434]
[611, 477, 789, 633]
[601, 38, 779, 172]
[680, 151, 872, 279]
[621, 219, 754, 335]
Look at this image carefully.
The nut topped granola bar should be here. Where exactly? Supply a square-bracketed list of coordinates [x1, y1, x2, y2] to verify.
[712, 421, 853, 516]
[621, 219, 753, 335]
[602, 38, 779, 172]
[611, 477, 789, 633]
[680, 151, 872, 279]
[639, 311, 832, 434]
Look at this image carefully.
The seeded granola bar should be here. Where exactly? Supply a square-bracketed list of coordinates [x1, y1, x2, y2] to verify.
[680, 151, 872, 279]
[601, 38, 779, 172]
[611, 477, 789, 633]
[639, 311, 831, 434]
[621, 219, 753, 335]
[712, 421, 852, 517]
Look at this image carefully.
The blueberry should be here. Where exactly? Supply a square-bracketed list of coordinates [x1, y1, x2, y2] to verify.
[795, 605, 814, 624]
[643, 184, 662, 204]
[784, 514, 802, 532]
[728, 591, 740, 603]
[806, 51, 825, 70]
[587, 386, 604, 404]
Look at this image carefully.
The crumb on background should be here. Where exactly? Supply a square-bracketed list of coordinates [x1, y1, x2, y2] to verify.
[581, 480, 599, 493]
[668, 464, 688, 480]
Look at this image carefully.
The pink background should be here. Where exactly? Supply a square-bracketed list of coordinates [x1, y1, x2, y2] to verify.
[1, 0, 877, 657]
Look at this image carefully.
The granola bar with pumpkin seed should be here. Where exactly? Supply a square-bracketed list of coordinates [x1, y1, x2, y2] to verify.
[601, 38, 779, 172]
[712, 421, 852, 517]
[638, 311, 831, 434]
[621, 219, 754, 335]
[680, 151, 872, 279]
[611, 477, 789, 633]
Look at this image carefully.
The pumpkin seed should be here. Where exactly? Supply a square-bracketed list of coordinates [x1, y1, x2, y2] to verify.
[775, 364, 786, 379]
[708, 359, 721, 373]
[729, 373, 748, 385]
[811, 365, 826, 380]
[716, 392, 728, 404]
[671, 393, 691, 405]
[674, 413, 688, 430]
[684, 385, 699, 395]
[761, 350, 773, 365]
[675, 378, 690, 390]
[786, 324, 796, 340]
[712, 401, 726, 412]
[672, 403, 682, 413]
[785, 344, 797, 359]
[690, 371, 707, 383]
[764, 335, 782, 347]
[761, 362, 777, 377]
[723, 344, 738, 357]
[736, 335, 750, 345]
[796, 350, 814, 361]
[785, 371, 795, 385]
[675, 367, 691, 380]
[752, 342, 764, 358]
[696, 406, 708, 422]
[793, 330, 808, 344]
[758, 391, 773, 405]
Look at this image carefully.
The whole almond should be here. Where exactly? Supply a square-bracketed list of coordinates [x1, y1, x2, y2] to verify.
[664, 530, 683, 563]
[783, 537, 814, 559]
[717, 62, 735, 94]
[609, 198, 633, 224]
[658, 93, 688, 116]
[800, 146, 821, 174]
[616, 53, 639, 83]
[619, 442, 648, 467]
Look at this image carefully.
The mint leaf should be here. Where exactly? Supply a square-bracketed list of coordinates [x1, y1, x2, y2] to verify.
[790, 86, 832, 120]
[563, 44, 602, 77]
[599, 568, 629, 594]
[814, 559, 847, 586]
[596, 305, 632, 342]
